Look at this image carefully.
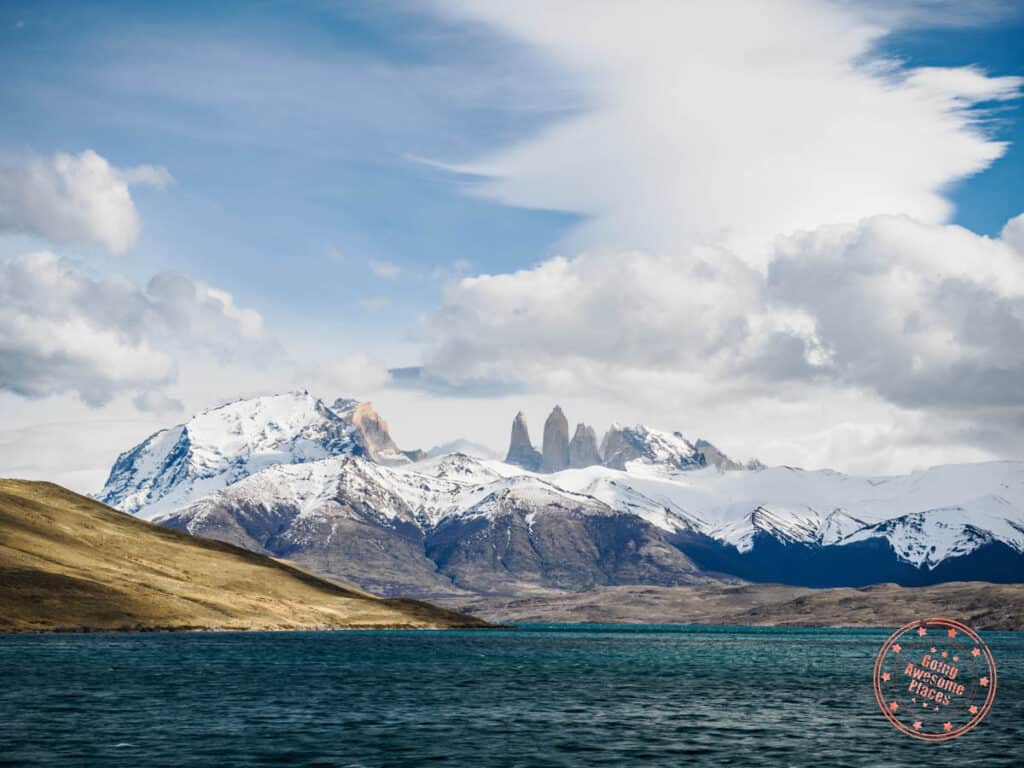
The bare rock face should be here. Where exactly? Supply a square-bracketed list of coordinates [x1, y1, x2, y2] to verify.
[693, 438, 742, 471]
[541, 406, 570, 473]
[600, 424, 643, 470]
[569, 423, 602, 468]
[505, 411, 542, 471]
[346, 401, 407, 464]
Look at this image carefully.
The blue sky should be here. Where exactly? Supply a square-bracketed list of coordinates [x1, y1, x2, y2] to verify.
[1, 1, 1024, 488]
[1, 0, 1020, 334]
[882, 18, 1024, 235]
[0, 1, 577, 348]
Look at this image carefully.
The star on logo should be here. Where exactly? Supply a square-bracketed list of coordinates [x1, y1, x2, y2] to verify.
[947, 628, 957, 638]
[943, 722, 953, 733]
[953, 655, 959, 662]
[930, 647, 937, 653]
[891, 643, 902, 654]
[917, 626, 927, 636]
[969, 705, 979, 715]
[889, 701, 899, 712]
[913, 721, 922, 731]
[941, 651, 948, 658]
[980, 677, 990, 687]
[881, 672, 891, 682]
[972, 647, 981, 657]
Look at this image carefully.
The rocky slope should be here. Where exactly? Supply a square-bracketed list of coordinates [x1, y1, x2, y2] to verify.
[0, 479, 486, 632]
[569, 423, 602, 468]
[541, 406, 570, 472]
[158, 454, 723, 597]
[504, 406, 744, 474]
[505, 411, 542, 471]
[438, 581, 1024, 630]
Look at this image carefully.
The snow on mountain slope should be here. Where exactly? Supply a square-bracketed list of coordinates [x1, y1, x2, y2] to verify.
[543, 466, 706, 533]
[548, 460, 1024, 564]
[842, 497, 1024, 568]
[158, 444, 1024, 570]
[166, 453, 615, 536]
[99, 392, 367, 519]
[98, 391, 1024, 576]
[600, 424, 703, 471]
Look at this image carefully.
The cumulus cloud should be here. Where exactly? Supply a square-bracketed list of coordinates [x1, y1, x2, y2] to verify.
[407, 0, 1024, 472]
[417, 211, 1024, 470]
[766, 215, 1024, 410]
[435, 0, 1021, 260]
[0, 252, 270, 407]
[424, 247, 764, 386]
[0, 149, 172, 254]
[320, 353, 392, 395]
[1003, 212, 1024, 254]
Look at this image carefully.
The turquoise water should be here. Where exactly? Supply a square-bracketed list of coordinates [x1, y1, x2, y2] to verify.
[0, 625, 1020, 767]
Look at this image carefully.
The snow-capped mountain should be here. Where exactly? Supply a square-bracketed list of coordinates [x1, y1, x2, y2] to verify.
[98, 391, 410, 519]
[600, 424, 706, 470]
[98, 393, 1024, 595]
[157, 451, 713, 596]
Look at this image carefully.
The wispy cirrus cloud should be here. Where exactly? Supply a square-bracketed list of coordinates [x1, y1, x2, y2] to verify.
[435, 1, 1022, 259]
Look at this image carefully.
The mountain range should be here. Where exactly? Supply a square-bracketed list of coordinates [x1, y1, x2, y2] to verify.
[97, 392, 1024, 597]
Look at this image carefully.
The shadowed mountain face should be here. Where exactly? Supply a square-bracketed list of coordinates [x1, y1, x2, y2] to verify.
[541, 406, 570, 472]
[505, 411, 542, 471]
[673, 531, 1024, 588]
[0, 479, 486, 632]
[424, 490, 711, 593]
[158, 459, 724, 598]
[569, 423, 602, 468]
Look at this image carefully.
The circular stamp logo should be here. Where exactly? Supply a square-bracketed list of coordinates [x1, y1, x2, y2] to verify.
[873, 617, 996, 741]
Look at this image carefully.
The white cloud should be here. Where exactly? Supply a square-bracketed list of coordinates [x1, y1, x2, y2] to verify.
[368, 259, 401, 279]
[435, 0, 1021, 261]
[319, 353, 392, 395]
[417, 210, 1024, 472]
[0, 251, 270, 407]
[0, 149, 172, 254]
[766, 214, 1024, 410]
[405, 1, 1024, 472]
[132, 390, 185, 414]
[1003, 212, 1024, 254]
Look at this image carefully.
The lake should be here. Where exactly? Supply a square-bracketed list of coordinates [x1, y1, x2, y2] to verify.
[0, 625, 1020, 767]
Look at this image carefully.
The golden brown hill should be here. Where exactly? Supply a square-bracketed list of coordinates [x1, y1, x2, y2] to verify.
[0, 479, 487, 632]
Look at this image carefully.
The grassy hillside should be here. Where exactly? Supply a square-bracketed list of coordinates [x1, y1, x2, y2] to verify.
[0, 480, 486, 632]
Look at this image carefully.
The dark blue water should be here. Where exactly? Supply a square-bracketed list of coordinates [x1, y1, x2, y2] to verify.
[0, 625, 1020, 767]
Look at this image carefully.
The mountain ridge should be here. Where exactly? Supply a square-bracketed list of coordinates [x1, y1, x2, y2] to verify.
[97, 393, 1024, 596]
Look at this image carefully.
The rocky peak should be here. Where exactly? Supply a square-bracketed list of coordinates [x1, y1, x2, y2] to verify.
[693, 438, 742, 471]
[569, 423, 602, 468]
[600, 424, 703, 471]
[542, 405, 570, 472]
[348, 401, 408, 464]
[505, 411, 542, 471]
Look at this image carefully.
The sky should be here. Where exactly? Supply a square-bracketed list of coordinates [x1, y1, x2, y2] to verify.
[1, 0, 1023, 492]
